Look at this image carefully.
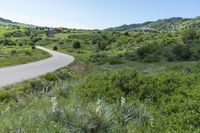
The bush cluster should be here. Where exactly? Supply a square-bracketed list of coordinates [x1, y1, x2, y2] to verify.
[78, 69, 200, 131]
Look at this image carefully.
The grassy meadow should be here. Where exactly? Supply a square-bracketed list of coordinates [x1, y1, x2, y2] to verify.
[0, 46, 51, 67]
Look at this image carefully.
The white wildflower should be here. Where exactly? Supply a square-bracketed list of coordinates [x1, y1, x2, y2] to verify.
[96, 99, 101, 105]
[1, 106, 10, 114]
[96, 99, 101, 113]
[51, 97, 57, 113]
[95, 105, 101, 113]
[5, 106, 10, 112]
[61, 109, 64, 113]
[77, 104, 80, 112]
[121, 97, 126, 106]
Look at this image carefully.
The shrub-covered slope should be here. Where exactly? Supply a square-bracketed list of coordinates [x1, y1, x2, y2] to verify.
[107, 16, 200, 32]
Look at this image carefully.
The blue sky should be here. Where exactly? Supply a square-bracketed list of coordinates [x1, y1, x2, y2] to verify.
[0, 0, 199, 29]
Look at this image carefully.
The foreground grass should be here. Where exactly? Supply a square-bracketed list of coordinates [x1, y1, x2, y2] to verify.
[0, 67, 152, 132]
[1, 44, 200, 132]
[1, 60, 200, 132]
[0, 46, 51, 67]
[1, 21, 200, 132]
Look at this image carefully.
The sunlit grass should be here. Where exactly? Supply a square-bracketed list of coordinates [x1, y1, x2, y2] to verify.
[0, 46, 51, 67]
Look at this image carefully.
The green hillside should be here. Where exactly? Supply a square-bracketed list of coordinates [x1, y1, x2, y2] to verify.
[0, 17, 13, 23]
[0, 17, 200, 132]
[0, 17, 29, 33]
[107, 16, 200, 32]
[0, 18, 50, 66]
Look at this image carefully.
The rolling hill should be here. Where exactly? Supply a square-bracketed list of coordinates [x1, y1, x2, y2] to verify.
[0, 15, 200, 132]
[107, 16, 200, 32]
[0, 17, 13, 23]
[0, 17, 29, 28]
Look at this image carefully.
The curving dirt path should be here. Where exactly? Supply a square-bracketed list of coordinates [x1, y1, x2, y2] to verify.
[0, 46, 74, 88]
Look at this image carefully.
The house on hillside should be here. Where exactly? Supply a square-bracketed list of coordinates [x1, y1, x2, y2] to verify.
[140, 28, 156, 32]
[171, 28, 177, 33]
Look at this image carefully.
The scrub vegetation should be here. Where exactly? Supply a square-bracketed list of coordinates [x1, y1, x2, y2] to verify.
[0, 17, 200, 132]
[0, 46, 51, 67]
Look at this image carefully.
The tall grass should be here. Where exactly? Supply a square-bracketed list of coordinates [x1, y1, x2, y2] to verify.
[0, 76, 152, 133]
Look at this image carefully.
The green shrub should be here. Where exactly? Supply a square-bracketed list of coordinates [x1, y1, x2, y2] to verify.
[89, 53, 108, 64]
[30, 80, 47, 92]
[56, 69, 72, 80]
[134, 43, 162, 62]
[44, 73, 58, 82]
[10, 50, 17, 55]
[79, 69, 142, 102]
[79, 72, 124, 102]
[73, 41, 81, 49]
[32, 45, 36, 49]
[77, 68, 200, 131]
[25, 51, 32, 56]
[0, 90, 10, 101]
[89, 54, 124, 65]
[182, 29, 200, 43]
[124, 32, 130, 36]
[142, 54, 161, 63]
[107, 56, 124, 65]
[53, 46, 58, 51]
[171, 44, 192, 61]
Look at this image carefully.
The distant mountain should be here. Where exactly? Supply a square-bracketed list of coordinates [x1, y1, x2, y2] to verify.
[106, 16, 200, 32]
[0, 17, 30, 28]
[0, 17, 13, 23]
